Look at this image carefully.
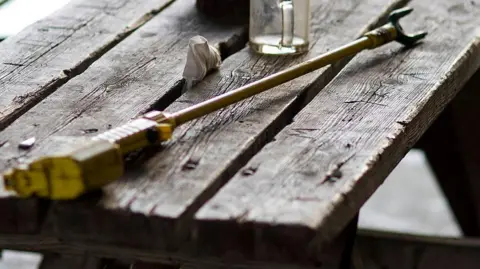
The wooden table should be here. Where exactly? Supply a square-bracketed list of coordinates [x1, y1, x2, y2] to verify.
[1, 0, 480, 268]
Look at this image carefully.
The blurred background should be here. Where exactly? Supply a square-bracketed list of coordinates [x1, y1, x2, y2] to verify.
[0, 0, 462, 268]
[0, 0, 69, 40]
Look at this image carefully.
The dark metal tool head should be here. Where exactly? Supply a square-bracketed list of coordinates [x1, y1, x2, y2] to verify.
[389, 7, 428, 47]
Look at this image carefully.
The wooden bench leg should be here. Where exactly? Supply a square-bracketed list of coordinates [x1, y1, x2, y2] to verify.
[339, 214, 359, 269]
[317, 214, 359, 269]
[417, 69, 480, 236]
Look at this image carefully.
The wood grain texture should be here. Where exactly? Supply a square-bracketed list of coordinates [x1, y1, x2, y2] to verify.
[39, 254, 102, 269]
[131, 262, 179, 269]
[356, 230, 480, 269]
[4, 230, 480, 269]
[0, 217, 355, 269]
[0, 0, 246, 233]
[195, 0, 480, 264]
[0, 0, 177, 130]
[0, 232, 313, 269]
[418, 69, 480, 237]
[0, 197, 47, 233]
[47, 0, 408, 259]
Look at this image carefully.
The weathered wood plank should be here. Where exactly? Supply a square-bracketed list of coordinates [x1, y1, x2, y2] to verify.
[417, 69, 480, 236]
[101, 259, 133, 269]
[0, 197, 47, 233]
[356, 230, 480, 269]
[49, 0, 409, 258]
[5, 229, 480, 269]
[0, 0, 177, 130]
[0, 232, 309, 268]
[131, 262, 179, 269]
[39, 254, 102, 269]
[195, 0, 480, 264]
[0, 216, 357, 269]
[0, 0, 247, 233]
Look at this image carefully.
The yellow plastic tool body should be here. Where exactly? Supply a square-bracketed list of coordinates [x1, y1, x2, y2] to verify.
[2, 7, 426, 200]
[3, 112, 175, 200]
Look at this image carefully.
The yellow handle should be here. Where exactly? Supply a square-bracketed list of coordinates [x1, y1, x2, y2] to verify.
[3, 115, 174, 200]
[3, 139, 124, 199]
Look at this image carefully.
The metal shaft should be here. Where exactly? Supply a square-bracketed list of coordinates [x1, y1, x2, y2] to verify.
[169, 5, 430, 127]
[170, 37, 372, 126]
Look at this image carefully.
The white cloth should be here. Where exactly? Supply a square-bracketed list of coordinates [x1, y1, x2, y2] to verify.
[182, 36, 222, 91]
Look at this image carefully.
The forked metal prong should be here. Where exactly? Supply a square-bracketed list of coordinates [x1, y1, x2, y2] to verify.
[389, 7, 428, 47]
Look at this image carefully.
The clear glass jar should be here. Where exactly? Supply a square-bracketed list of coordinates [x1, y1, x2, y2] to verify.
[249, 0, 310, 55]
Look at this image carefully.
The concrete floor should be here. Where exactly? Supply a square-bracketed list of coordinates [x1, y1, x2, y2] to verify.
[0, 0, 463, 267]
[0, 251, 42, 269]
[359, 149, 461, 237]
